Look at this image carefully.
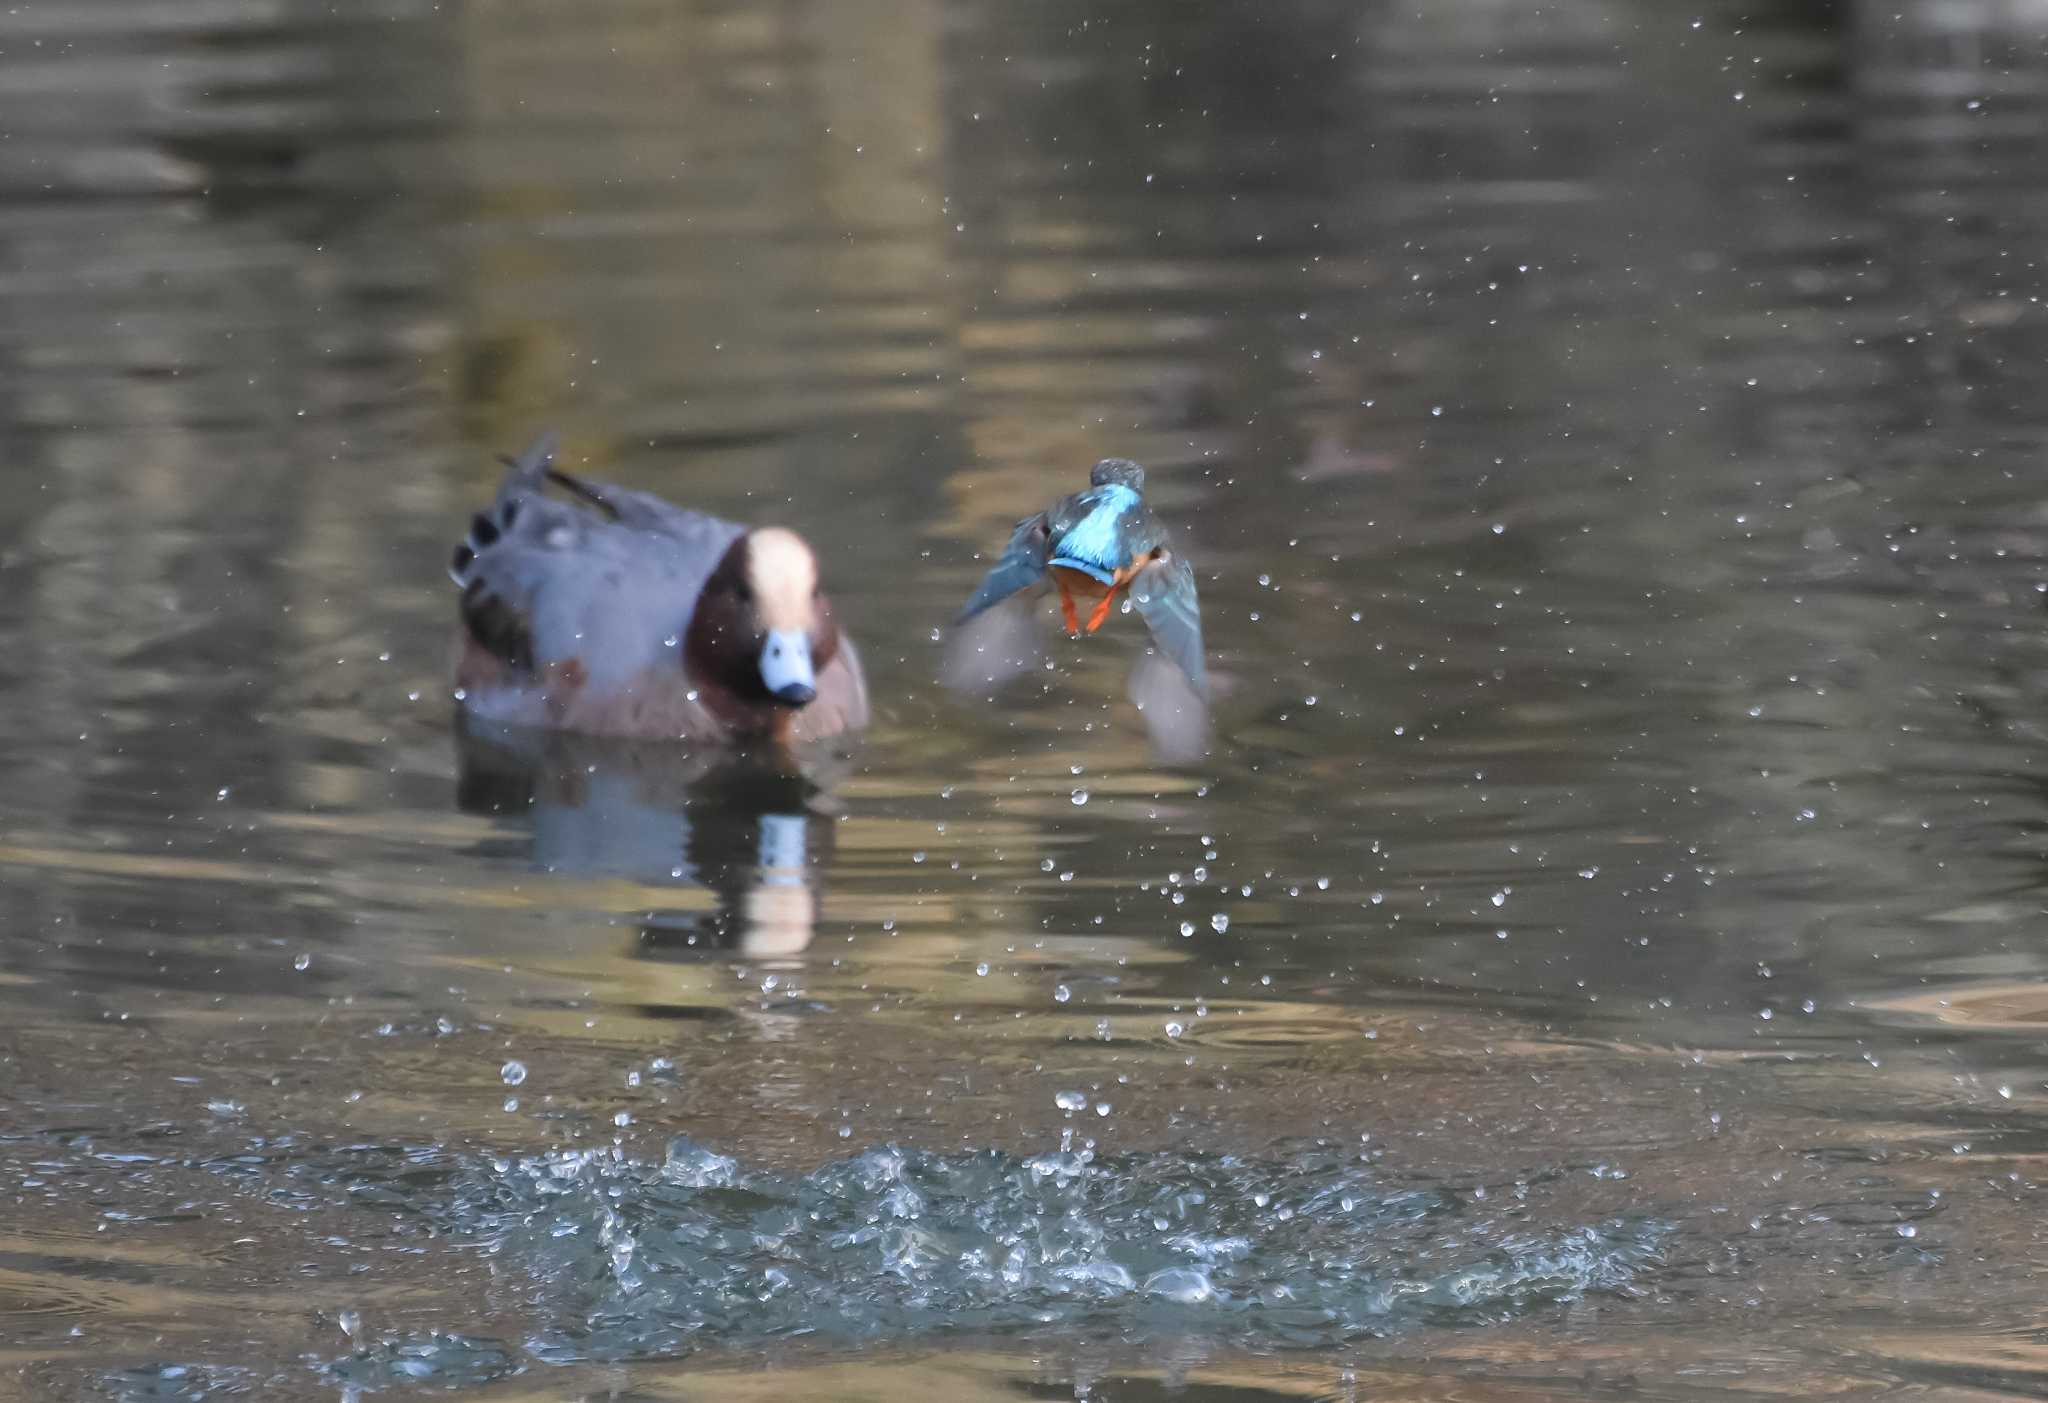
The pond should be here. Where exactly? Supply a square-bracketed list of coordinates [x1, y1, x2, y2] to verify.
[5, 0, 2048, 1398]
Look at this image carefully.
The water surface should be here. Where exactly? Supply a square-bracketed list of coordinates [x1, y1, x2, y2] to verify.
[6, 0, 2048, 1398]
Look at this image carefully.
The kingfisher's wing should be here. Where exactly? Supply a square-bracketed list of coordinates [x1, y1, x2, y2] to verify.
[958, 513, 1053, 621]
[1129, 550, 1207, 699]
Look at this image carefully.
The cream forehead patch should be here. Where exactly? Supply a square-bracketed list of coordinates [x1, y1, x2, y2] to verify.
[746, 527, 818, 631]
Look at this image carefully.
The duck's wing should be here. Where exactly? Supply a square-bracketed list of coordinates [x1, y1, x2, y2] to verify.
[541, 468, 739, 549]
[451, 434, 743, 690]
[1128, 549, 1207, 699]
[957, 513, 1053, 621]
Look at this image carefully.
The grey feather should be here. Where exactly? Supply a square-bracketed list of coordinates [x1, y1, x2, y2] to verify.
[1128, 552, 1207, 699]
[957, 513, 1052, 621]
[456, 433, 744, 692]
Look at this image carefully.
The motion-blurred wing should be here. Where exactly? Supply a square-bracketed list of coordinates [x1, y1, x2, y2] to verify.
[957, 514, 1052, 621]
[1129, 552, 1207, 699]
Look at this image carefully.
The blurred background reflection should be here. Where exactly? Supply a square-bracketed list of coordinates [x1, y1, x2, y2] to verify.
[6, 1, 2048, 1398]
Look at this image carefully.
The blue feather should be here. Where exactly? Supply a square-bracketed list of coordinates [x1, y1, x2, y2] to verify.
[1053, 485, 1138, 576]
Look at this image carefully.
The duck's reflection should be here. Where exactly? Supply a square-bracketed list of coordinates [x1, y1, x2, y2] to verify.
[456, 717, 839, 958]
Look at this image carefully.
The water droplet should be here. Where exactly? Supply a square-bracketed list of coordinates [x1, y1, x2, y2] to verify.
[293, 953, 311, 972]
[1055, 1090, 1087, 1112]
[975, 962, 990, 977]
[1210, 913, 1230, 933]
[1143, 1266, 1215, 1302]
[1053, 984, 1072, 1003]
[500, 1060, 528, 1086]
[1071, 788, 1090, 806]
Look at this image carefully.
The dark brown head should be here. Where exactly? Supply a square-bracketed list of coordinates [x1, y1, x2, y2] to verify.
[686, 527, 843, 725]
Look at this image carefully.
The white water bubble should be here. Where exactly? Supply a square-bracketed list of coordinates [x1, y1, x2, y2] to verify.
[1143, 1267, 1216, 1302]
[1055, 1090, 1088, 1112]
[500, 1060, 528, 1086]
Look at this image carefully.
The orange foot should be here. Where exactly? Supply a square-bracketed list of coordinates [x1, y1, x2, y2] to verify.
[1058, 580, 1082, 637]
[1083, 589, 1118, 633]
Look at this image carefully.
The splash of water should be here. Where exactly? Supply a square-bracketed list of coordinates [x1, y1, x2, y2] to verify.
[396, 1138, 1669, 1368]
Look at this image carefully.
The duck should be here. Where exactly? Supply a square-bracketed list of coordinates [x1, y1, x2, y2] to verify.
[956, 458, 1207, 698]
[447, 433, 868, 746]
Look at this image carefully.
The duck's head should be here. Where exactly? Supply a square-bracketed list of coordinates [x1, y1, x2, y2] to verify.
[689, 527, 841, 712]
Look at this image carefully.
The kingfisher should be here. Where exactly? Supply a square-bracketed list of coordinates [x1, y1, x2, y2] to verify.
[957, 459, 1207, 698]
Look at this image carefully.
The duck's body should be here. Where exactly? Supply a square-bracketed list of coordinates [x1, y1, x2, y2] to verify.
[957, 459, 1206, 698]
[449, 434, 867, 746]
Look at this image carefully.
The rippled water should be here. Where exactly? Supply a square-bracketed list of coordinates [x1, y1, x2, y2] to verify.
[338, 1138, 1664, 1374]
[6, 0, 2048, 1398]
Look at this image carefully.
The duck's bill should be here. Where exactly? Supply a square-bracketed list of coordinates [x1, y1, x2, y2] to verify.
[761, 629, 817, 706]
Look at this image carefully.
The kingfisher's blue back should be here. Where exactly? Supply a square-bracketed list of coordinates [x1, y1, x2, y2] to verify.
[952, 455, 1205, 701]
[1050, 484, 1141, 583]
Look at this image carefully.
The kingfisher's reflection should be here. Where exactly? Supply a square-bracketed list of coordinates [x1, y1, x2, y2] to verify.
[456, 717, 839, 957]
